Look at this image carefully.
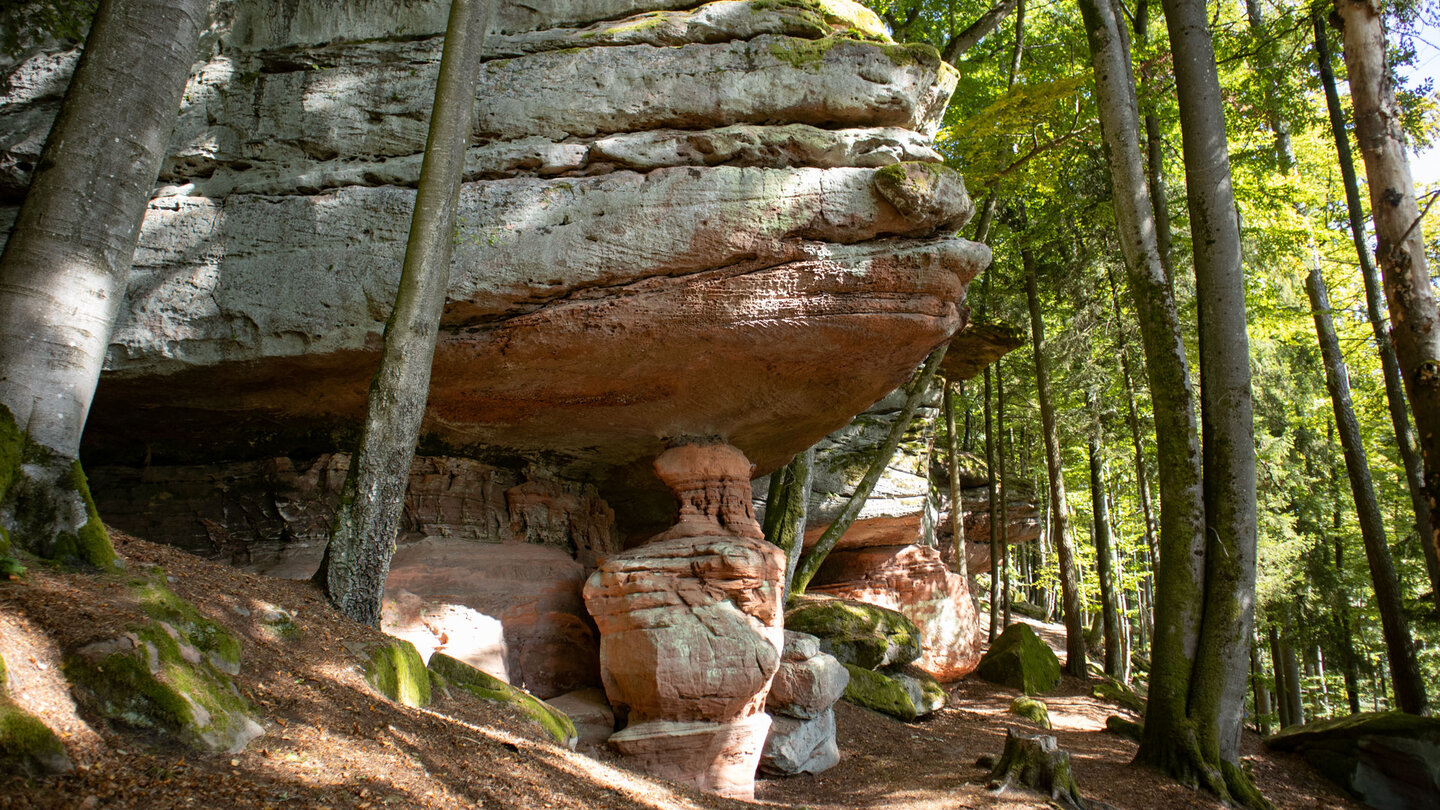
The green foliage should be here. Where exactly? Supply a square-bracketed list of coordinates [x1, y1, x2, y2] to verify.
[0, 0, 95, 58]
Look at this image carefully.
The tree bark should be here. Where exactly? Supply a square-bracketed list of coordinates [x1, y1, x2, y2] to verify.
[986, 362, 1000, 642]
[1132, 0, 1177, 285]
[1249, 638, 1272, 736]
[941, 0, 1020, 65]
[945, 384, 969, 580]
[791, 347, 947, 595]
[1089, 391, 1126, 682]
[1268, 626, 1293, 728]
[1304, 256, 1428, 714]
[1162, 0, 1259, 775]
[1337, 0, 1440, 606]
[1024, 251, 1086, 678]
[319, 0, 495, 626]
[1243, 0, 1295, 172]
[0, 0, 206, 566]
[775, 448, 815, 601]
[1315, 8, 1440, 611]
[999, 364, 1012, 631]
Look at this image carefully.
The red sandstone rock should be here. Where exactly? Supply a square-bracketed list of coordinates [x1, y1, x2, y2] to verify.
[582, 443, 784, 798]
[808, 544, 983, 681]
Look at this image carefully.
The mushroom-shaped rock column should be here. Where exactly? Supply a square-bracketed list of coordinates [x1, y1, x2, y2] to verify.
[583, 443, 784, 799]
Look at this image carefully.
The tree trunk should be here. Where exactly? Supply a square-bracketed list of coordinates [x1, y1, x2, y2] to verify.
[1281, 633, 1304, 724]
[1243, 0, 1295, 172]
[1315, 9, 1440, 611]
[1269, 626, 1293, 729]
[1131, 0, 1177, 285]
[0, 0, 207, 566]
[792, 347, 947, 595]
[1089, 392, 1125, 682]
[319, 0, 495, 626]
[1024, 251, 1086, 678]
[765, 447, 814, 602]
[1337, 0, 1440, 604]
[1249, 638, 1272, 736]
[945, 384, 969, 580]
[999, 365, 1012, 631]
[1304, 256, 1429, 714]
[941, 0, 1020, 65]
[1163, 0, 1259, 770]
[986, 363, 1000, 641]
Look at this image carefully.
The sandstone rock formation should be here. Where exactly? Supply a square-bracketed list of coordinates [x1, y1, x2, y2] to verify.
[583, 444, 784, 798]
[761, 630, 847, 775]
[1, 0, 988, 538]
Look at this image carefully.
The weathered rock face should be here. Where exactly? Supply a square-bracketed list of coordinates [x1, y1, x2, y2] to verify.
[1265, 711, 1440, 810]
[1, 0, 987, 536]
[583, 444, 784, 798]
[807, 544, 983, 681]
[974, 622, 1061, 696]
[761, 631, 847, 775]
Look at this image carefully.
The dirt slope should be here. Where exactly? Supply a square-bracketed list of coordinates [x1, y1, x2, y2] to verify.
[1, 534, 1361, 810]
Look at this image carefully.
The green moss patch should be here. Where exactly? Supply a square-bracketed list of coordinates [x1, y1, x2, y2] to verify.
[365, 639, 431, 708]
[0, 696, 72, 776]
[1009, 696, 1052, 729]
[1092, 677, 1145, 714]
[130, 567, 242, 673]
[841, 663, 919, 720]
[974, 623, 1061, 695]
[767, 36, 837, 71]
[427, 653, 576, 748]
[1106, 715, 1142, 742]
[64, 622, 261, 753]
[786, 598, 921, 669]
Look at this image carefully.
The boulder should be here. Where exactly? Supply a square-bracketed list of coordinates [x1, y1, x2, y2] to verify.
[364, 639, 432, 709]
[839, 663, 942, 721]
[429, 653, 577, 749]
[545, 688, 615, 748]
[760, 710, 840, 776]
[1009, 696, 1052, 730]
[381, 592, 510, 682]
[807, 544, 983, 680]
[1265, 711, 1440, 810]
[583, 444, 784, 799]
[766, 632, 849, 720]
[784, 597, 921, 670]
[974, 623, 1061, 696]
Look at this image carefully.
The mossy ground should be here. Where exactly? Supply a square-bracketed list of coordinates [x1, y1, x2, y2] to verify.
[428, 653, 576, 748]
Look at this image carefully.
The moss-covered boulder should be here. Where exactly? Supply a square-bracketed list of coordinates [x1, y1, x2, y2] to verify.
[0, 653, 72, 776]
[1266, 711, 1440, 810]
[1091, 677, 1145, 714]
[364, 639, 431, 708]
[428, 653, 576, 749]
[131, 567, 242, 674]
[1009, 696, 1051, 730]
[840, 663, 943, 721]
[786, 598, 921, 670]
[64, 621, 262, 754]
[973, 623, 1060, 695]
[1105, 715, 1142, 742]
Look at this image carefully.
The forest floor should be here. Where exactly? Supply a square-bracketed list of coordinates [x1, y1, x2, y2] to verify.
[1, 533, 1363, 810]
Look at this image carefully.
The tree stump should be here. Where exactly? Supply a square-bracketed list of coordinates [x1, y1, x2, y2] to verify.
[986, 728, 1087, 810]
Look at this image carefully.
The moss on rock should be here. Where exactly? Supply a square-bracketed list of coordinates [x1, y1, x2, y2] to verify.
[841, 662, 920, 720]
[1009, 696, 1052, 729]
[1106, 715, 1142, 742]
[1092, 677, 1145, 714]
[365, 639, 431, 708]
[0, 697, 72, 776]
[130, 567, 242, 673]
[64, 621, 261, 754]
[427, 653, 576, 748]
[786, 598, 921, 670]
[974, 623, 1061, 695]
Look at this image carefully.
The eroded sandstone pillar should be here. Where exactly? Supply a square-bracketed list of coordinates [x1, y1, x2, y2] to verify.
[582, 443, 784, 799]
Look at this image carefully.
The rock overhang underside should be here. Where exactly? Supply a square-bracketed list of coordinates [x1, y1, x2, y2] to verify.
[1, 0, 990, 514]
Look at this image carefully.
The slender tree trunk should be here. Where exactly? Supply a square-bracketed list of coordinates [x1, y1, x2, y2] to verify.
[1315, 10, 1440, 611]
[1269, 626, 1293, 728]
[999, 366, 1011, 631]
[1337, 0, 1440, 601]
[319, 0, 495, 626]
[1105, 264, 1160, 578]
[1244, 0, 1295, 171]
[986, 363, 1000, 641]
[1132, 0, 1177, 285]
[1024, 251, 1086, 678]
[946, 384, 970, 580]
[764, 448, 814, 601]
[1281, 634, 1304, 724]
[792, 347, 948, 595]
[1089, 392, 1125, 682]
[1304, 256, 1429, 714]
[0, 0, 207, 566]
[1250, 638, 1272, 736]
[941, 0, 1020, 65]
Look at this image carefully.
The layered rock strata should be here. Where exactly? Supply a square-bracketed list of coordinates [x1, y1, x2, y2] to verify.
[583, 444, 784, 798]
[1, 0, 987, 536]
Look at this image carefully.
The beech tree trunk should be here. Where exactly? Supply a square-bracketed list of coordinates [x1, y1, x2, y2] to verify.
[1304, 258, 1429, 714]
[1269, 627, 1293, 728]
[986, 363, 1000, 641]
[945, 384, 969, 580]
[1089, 392, 1125, 682]
[999, 365, 1011, 631]
[1249, 639, 1272, 736]
[792, 347, 947, 595]
[1336, 0, 1440, 601]
[1025, 252, 1086, 678]
[1162, 0, 1259, 774]
[319, 0, 495, 626]
[1132, 0, 1176, 285]
[0, 0, 207, 566]
[1315, 9, 1440, 611]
